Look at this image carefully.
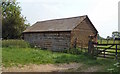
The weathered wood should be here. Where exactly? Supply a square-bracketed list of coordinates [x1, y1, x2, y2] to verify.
[88, 40, 94, 54]
[94, 43, 120, 46]
[24, 32, 71, 51]
[89, 39, 120, 59]
[105, 51, 117, 53]
[100, 53, 116, 56]
[116, 45, 117, 59]
[95, 47, 116, 49]
[104, 50, 105, 58]
[23, 16, 98, 51]
[97, 55, 114, 59]
[93, 42, 120, 59]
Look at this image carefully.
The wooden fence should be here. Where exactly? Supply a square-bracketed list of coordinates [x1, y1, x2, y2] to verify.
[88, 39, 120, 60]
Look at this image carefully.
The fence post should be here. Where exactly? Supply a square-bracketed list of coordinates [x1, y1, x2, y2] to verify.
[97, 46, 98, 56]
[74, 38, 77, 49]
[88, 40, 92, 54]
[88, 37, 94, 55]
[104, 50, 105, 58]
[81, 43, 83, 52]
[116, 44, 117, 59]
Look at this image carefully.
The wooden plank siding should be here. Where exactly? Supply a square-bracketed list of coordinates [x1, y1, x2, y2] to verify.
[24, 32, 71, 51]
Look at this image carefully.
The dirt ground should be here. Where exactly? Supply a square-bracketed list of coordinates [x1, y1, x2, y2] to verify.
[2, 63, 82, 72]
[2, 63, 101, 72]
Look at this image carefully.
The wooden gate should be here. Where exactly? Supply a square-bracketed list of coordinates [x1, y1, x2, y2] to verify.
[89, 39, 120, 59]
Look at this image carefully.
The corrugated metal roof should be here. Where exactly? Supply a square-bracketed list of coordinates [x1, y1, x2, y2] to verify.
[23, 15, 87, 33]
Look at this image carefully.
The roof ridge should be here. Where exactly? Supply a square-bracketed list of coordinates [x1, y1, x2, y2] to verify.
[23, 15, 89, 33]
[36, 15, 87, 24]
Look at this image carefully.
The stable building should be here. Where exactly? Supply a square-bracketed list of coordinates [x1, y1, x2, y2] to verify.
[23, 15, 98, 51]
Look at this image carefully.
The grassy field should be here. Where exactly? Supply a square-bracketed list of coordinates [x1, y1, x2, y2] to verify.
[97, 39, 120, 44]
[2, 40, 120, 72]
[2, 39, 30, 48]
[2, 47, 119, 71]
[2, 47, 100, 66]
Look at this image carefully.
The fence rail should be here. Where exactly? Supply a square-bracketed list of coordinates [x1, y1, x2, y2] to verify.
[88, 39, 120, 60]
[98, 39, 120, 44]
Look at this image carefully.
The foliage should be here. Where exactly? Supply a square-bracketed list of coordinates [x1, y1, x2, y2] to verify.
[2, 39, 30, 48]
[107, 62, 120, 73]
[2, 0, 29, 39]
[106, 36, 112, 40]
[112, 31, 120, 40]
[97, 34, 105, 40]
[62, 48, 82, 55]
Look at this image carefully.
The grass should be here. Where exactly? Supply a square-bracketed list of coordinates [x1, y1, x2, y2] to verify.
[97, 39, 120, 44]
[2, 47, 93, 67]
[2, 47, 119, 72]
[2, 39, 30, 48]
[2, 40, 120, 72]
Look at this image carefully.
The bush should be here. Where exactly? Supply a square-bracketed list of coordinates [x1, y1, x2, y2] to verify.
[67, 48, 82, 55]
[2, 39, 30, 48]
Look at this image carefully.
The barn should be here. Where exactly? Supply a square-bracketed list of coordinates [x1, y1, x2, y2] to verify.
[23, 15, 98, 51]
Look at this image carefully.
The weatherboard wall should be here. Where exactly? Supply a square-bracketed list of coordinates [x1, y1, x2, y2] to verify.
[24, 32, 71, 51]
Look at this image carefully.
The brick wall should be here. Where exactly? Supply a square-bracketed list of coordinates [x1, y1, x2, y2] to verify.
[71, 18, 97, 48]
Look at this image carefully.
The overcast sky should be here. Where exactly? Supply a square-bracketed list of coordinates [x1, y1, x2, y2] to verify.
[17, 0, 119, 38]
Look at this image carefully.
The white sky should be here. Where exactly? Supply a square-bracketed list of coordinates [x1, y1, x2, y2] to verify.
[17, 0, 119, 38]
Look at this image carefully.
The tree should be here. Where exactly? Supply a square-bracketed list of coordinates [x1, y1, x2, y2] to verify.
[106, 36, 111, 40]
[112, 31, 120, 40]
[97, 34, 104, 40]
[2, 0, 29, 39]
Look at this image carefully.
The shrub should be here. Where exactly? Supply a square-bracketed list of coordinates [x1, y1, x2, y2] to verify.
[2, 39, 30, 48]
[67, 48, 82, 55]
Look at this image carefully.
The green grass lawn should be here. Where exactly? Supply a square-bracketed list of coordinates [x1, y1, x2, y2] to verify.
[2, 47, 95, 67]
[2, 47, 119, 72]
[2, 40, 120, 72]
